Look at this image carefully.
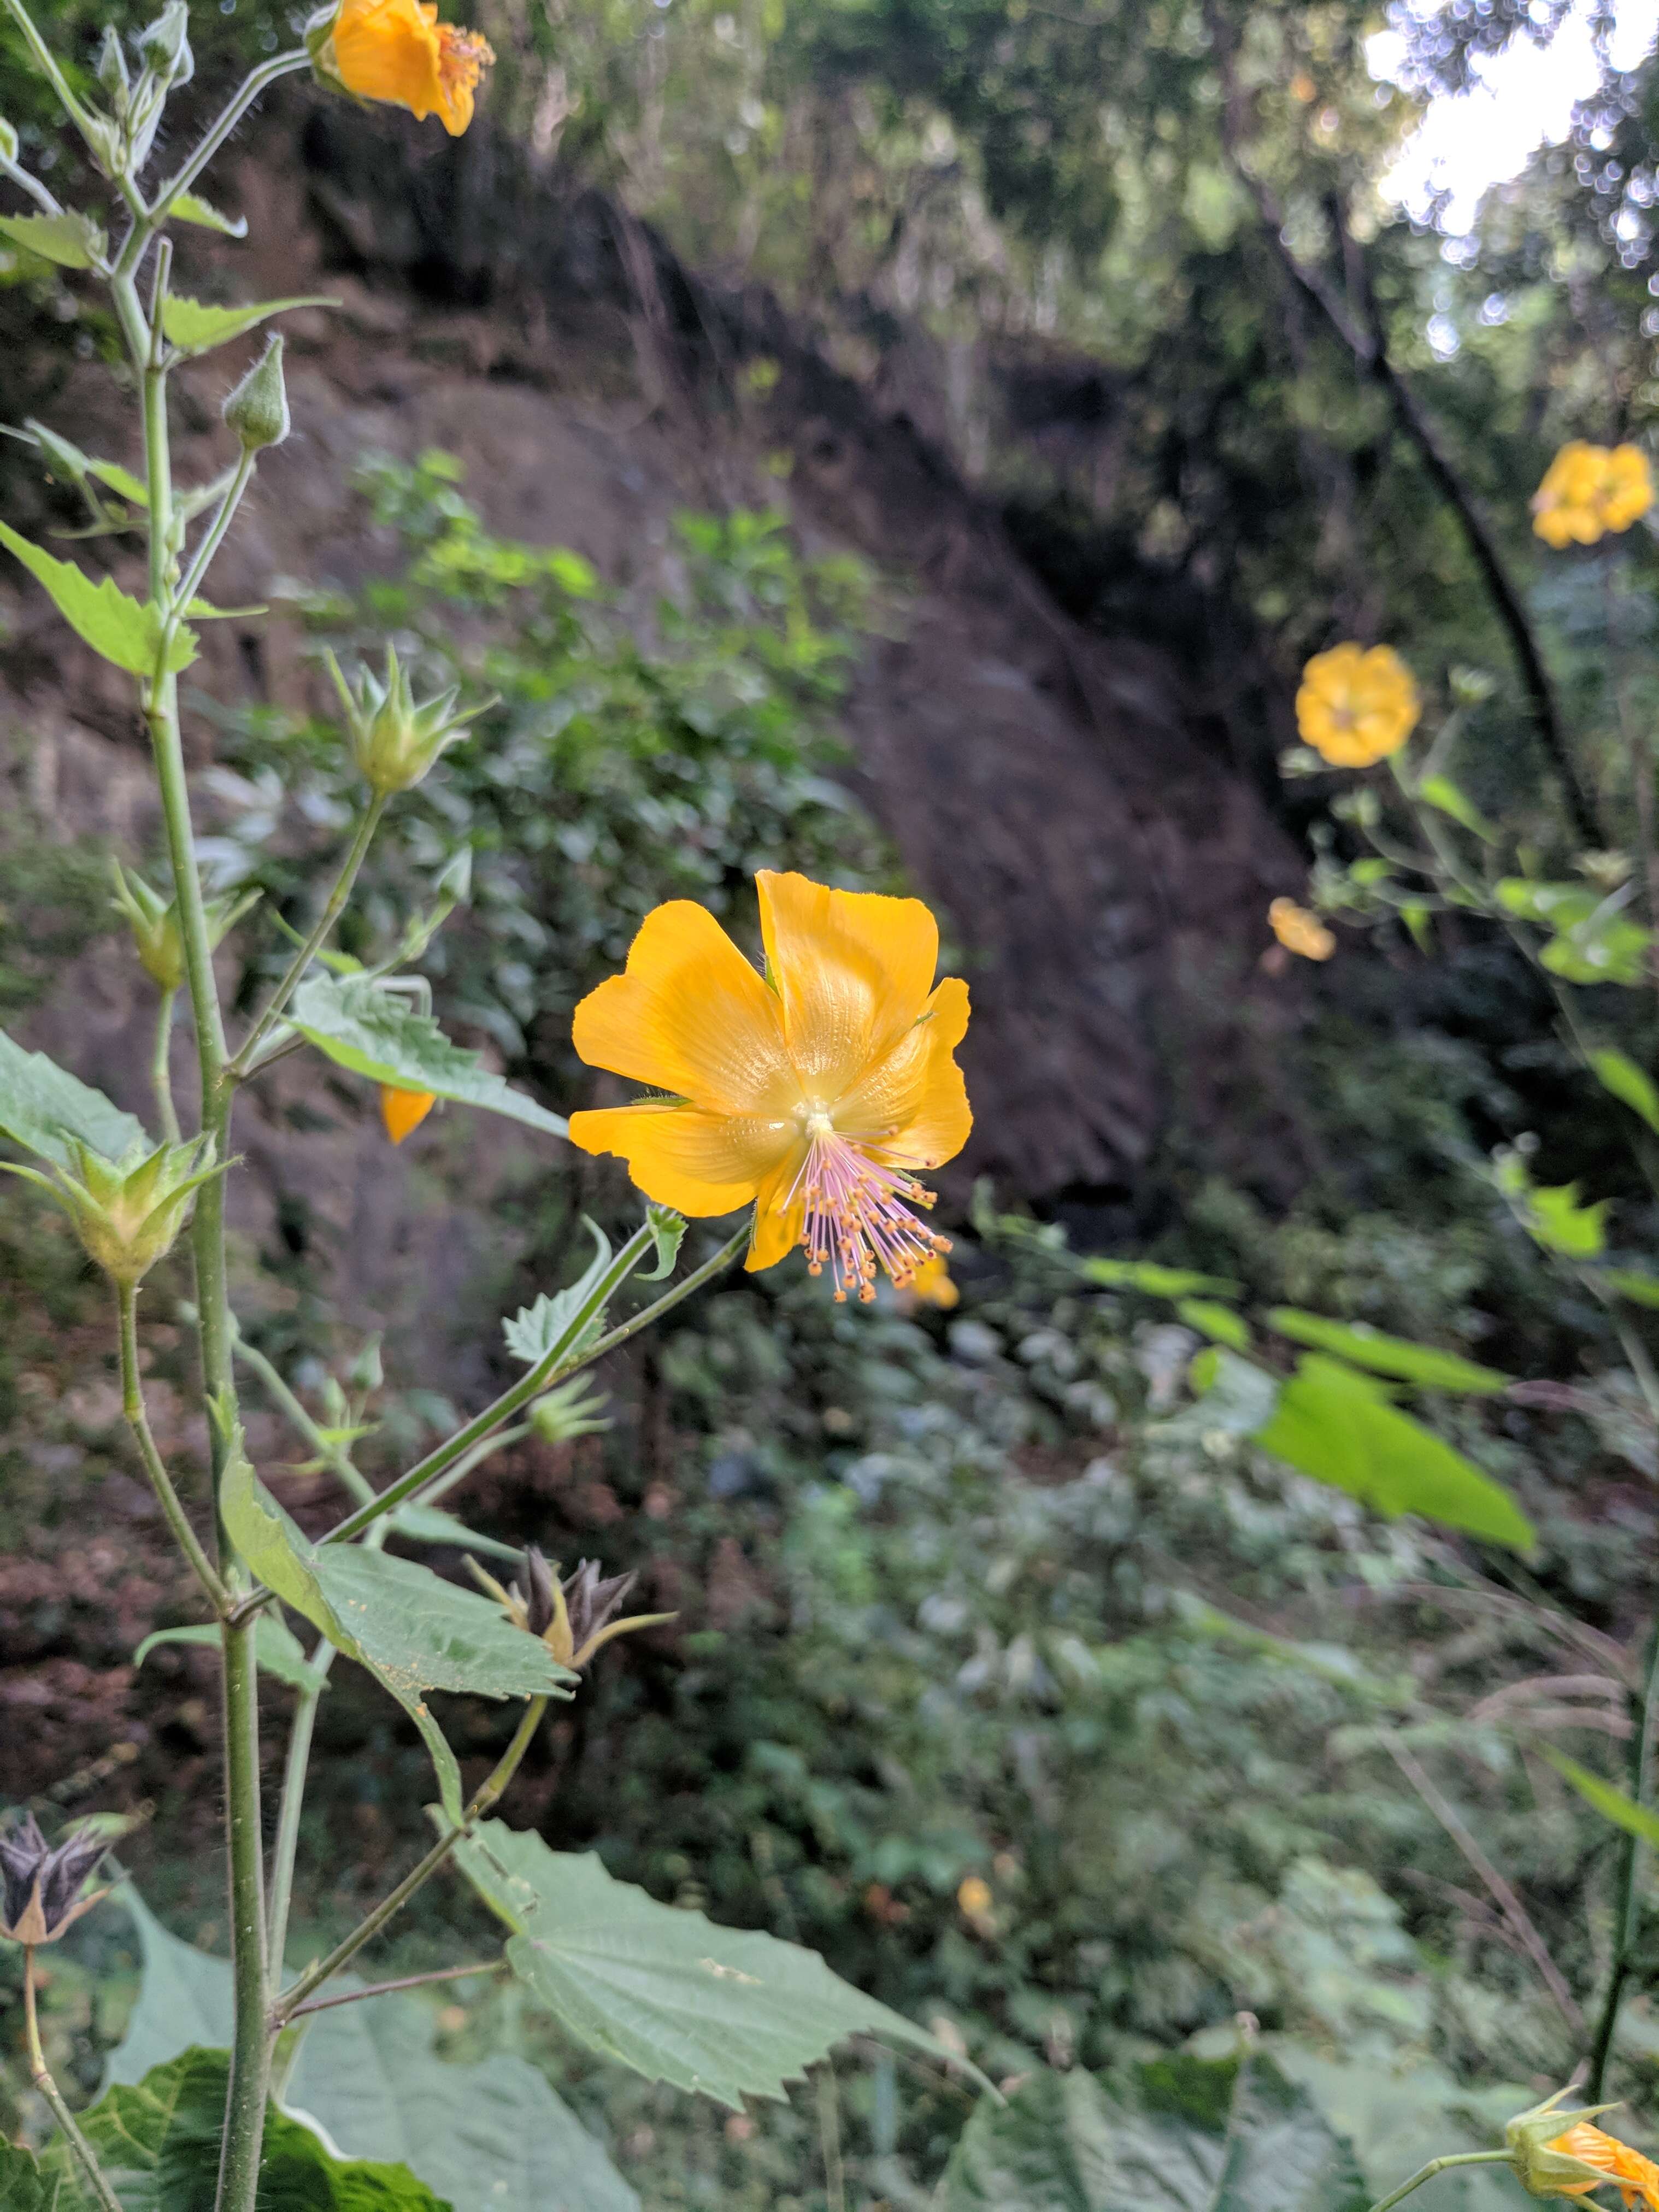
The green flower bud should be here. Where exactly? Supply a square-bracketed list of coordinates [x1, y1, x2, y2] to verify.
[110, 860, 260, 993]
[0, 119, 18, 166]
[1504, 2090, 1624, 2199]
[136, 1, 193, 87]
[96, 26, 131, 105]
[223, 334, 290, 453]
[325, 645, 491, 797]
[7, 1134, 226, 1286]
[526, 1376, 611, 1445]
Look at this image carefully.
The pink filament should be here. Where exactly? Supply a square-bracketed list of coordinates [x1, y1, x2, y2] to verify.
[791, 1131, 948, 1303]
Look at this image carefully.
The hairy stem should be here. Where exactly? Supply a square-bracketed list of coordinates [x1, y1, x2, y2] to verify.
[1586, 1614, 1659, 2097]
[23, 1950, 125, 2212]
[217, 1617, 270, 2212]
[151, 988, 182, 1144]
[273, 1697, 547, 2022]
[231, 795, 387, 1076]
[148, 50, 310, 219]
[1363, 2153, 1513, 2212]
[118, 1284, 230, 1611]
[266, 1638, 338, 1974]
[284, 1960, 505, 2021]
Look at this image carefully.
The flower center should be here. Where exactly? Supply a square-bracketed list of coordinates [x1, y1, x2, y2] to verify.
[437, 21, 493, 93]
[791, 1114, 949, 1303]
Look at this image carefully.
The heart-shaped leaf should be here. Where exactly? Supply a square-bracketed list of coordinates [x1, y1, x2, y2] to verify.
[0, 522, 195, 675]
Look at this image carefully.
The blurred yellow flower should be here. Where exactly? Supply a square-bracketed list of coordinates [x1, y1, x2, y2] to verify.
[568, 871, 972, 1301]
[957, 1875, 993, 1926]
[904, 1252, 960, 1309]
[319, 0, 495, 134]
[1532, 441, 1654, 546]
[1545, 2125, 1659, 2212]
[1295, 643, 1420, 766]
[380, 1085, 436, 1144]
[1268, 897, 1335, 962]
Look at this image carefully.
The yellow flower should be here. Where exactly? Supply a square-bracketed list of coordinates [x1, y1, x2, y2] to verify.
[1544, 2125, 1659, 2211]
[957, 1875, 993, 1927]
[567, 870, 972, 1301]
[1295, 643, 1420, 766]
[904, 1252, 960, 1309]
[1532, 441, 1654, 546]
[1268, 897, 1335, 962]
[317, 0, 495, 135]
[380, 1086, 437, 1144]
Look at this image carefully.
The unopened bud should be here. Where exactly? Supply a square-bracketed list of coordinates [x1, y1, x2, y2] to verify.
[325, 644, 490, 796]
[7, 1134, 225, 1286]
[0, 118, 18, 166]
[97, 25, 131, 104]
[223, 334, 290, 453]
[110, 861, 258, 993]
[137, 0, 193, 86]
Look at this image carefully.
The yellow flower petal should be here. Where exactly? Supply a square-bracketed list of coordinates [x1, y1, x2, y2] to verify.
[1268, 897, 1335, 962]
[380, 1085, 437, 1143]
[567, 1100, 794, 1216]
[746, 1151, 809, 1273]
[331, 0, 443, 114]
[837, 975, 973, 1170]
[572, 900, 795, 1116]
[757, 869, 939, 1097]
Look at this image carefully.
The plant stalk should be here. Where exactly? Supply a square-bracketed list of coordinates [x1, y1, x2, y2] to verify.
[151, 987, 182, 1144]
[321, 1223, 748, 1546]
[149, 50, 310, 218]
[265, 1638, 338, 1974]
[118, 1284, 230, 1611]
[284, 1959, 505, 2021]
[1362, 2152, 1513, 2212]
[273, 1697, 546, 2022]
[231, 795, 388, 1076]
[216, 1615, 271, 2212]
[1586, 1614, 1659, 2097]
[23, 1950, 125, 2212]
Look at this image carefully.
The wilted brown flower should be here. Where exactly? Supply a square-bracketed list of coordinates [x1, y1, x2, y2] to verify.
[474, 1547, 673, 1671]
[0, 1814, 109, 1946]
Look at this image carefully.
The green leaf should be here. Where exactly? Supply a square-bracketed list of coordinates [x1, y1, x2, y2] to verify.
[502, 1222, 611, 1366]
[1541, 920, 1651, 987]
[45, 2047, 451, 2209]
[0, 1029, 148, 1167]
[0, 210, 104, 268]
[1185, 1348, 1280, 1434]
[451, 1821, 989, 2109]
[1081, 1258, 1243, 1300]
[284, 1995, 639, 2212]
[132, 1616, 321, 1691]
[221, 1434, 572, 1820]
[1527, 1181, 1609, 1258]
[1603, 1268, 1659, 1308]
[1543, 1749, 1659, 1847]
[1417, 775, 1498, 843]
[1263, 1310, 1509, 1393]
[642, 1202, 685, 1280]
[167, 191, 248, 238]
[940, 2051, 1369, 2212]
[1495, 880, 1600, 927]
[1253, 1356, 1533, 1552]
[85, 457, 151, 509]
[0, 521, 195, 676]
[161, 294, 337, 357]
[1590, 1049, 1659, 1135]
[102, 1898, 636, 2212]
[286, 977, 567, 1139]
[388, 1503, 523, 1562]
[0, 2143, 57, 2212]
[1175, 1299, 1250, 1351]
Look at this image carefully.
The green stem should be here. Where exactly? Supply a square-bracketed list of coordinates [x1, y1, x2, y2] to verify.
[272, 1697, 546, 2022]
[321, 1223, 749, 1548]
[404, 1423, 531, 1513]
[231, 796, 387, 1076]
[1362, 2152, 1512, 2212]
[117, 1284, 230, 1611]
[0, 0, 99, 141]
[217, 1617, 271, 2212]
[233, 1329, 376, 1507]
[151, 987, 182, 1144]
[170, 448, 255, 626]
[23, 1950, 125, 2212]
[265, 1638, 338, 1974]
[284, 1959, 504, 2022]
[0, 149, 62, 215]
[148, 50, 309, 219]
[1586, 1613, 1659, 2097]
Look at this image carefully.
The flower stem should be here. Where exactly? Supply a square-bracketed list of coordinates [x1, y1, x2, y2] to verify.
[151, 987, 182, 1144]
[118, 1284, 230, 1612]
[272, 1697, 546, 2023]
[148, 50, 310, 219]
[23, 1950, 125, 2212]
[1586, 1612, 1659, 2097]
[230, 795, 387, 1077]
[1362, 2152, 1512, 2212]
[265, 1637, 338, 1974]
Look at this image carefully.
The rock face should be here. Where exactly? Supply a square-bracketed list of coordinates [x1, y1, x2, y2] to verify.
[0, 99, 1309, 1247]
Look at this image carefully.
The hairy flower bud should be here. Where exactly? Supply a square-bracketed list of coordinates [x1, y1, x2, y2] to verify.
[0, 1814, 109, 1946]
[7, 1134, 226, 1286]
[137, 0, 193, 86]
[223, 334, 290, 453]
[325, 644, 490, 797]
[110, 861, 259, 993]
